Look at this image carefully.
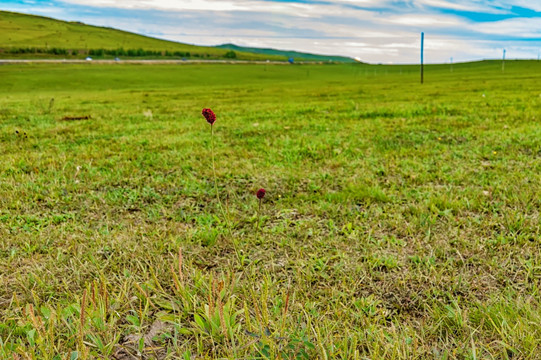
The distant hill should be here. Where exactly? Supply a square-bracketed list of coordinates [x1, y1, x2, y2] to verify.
[217, 43, 356, 63]
[0, 11, 285, 60]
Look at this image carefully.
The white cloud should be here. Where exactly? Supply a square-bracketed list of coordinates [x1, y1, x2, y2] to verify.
[503, 0, 541, 12]
[344, 42, 369, 47]
[472, 17, 541, 38]
[414, 0, 510, 13]
[58, 0, 351, 16]
[385, 14, 462, 26]
[60, 0, 246, 11]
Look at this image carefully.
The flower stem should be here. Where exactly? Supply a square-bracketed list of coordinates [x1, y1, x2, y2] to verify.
[257, 198, 262, 234]
[210, 125, 240, 262]
[211, 125, 221, 205]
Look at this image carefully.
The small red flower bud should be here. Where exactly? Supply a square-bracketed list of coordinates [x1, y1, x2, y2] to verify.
[202, 108, 216, 125]
[256, 188, 266, 199]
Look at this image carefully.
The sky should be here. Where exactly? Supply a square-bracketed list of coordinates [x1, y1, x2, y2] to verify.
[1, 0, 541, 63]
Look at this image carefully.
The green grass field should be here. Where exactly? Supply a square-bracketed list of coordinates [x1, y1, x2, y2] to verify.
[1, 61, 540, 359]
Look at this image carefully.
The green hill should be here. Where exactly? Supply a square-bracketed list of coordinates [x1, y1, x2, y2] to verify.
[0, 10, 286, 61]
[216, 43, 357, 63]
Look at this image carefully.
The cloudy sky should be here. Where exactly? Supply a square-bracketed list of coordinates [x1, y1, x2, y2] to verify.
[2, 0, 541, 63]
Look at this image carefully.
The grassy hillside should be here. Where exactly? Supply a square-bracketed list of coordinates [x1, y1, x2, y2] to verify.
[217, 43, 357, 62]
[1, 60, 541, 358]
[0, 10, 286, 60]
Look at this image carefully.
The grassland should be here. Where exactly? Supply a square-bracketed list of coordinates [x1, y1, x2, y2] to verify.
[216, 44, 356, 63]
[0, 11, 285, 61]
[0, 60, 540, 359]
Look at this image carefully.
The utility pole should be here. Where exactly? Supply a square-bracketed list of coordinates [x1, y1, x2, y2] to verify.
[502, 49, 506, 72]
[420, 32, 424, 84]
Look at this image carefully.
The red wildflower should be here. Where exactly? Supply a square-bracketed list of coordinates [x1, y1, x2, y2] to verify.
[202, 108, 216, 125]
[256, 188, 266, 199]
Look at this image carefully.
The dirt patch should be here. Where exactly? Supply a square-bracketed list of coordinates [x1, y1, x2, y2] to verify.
[113, 320, 173, 360]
